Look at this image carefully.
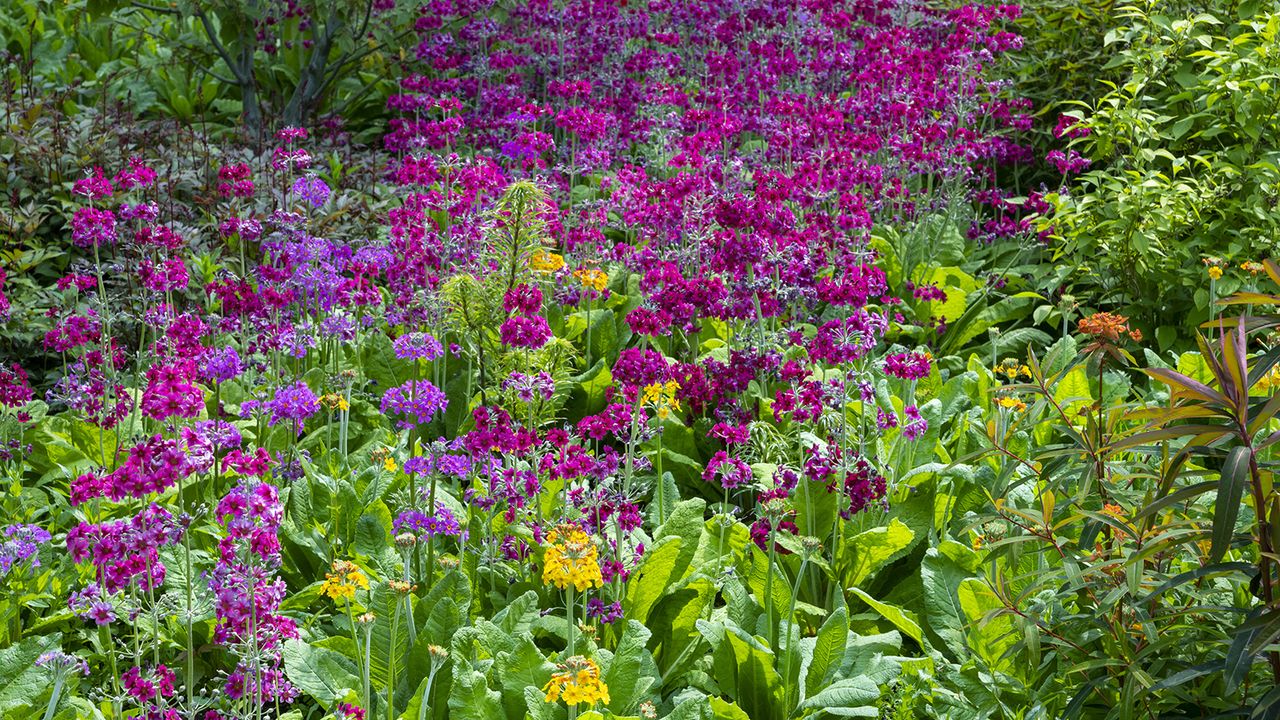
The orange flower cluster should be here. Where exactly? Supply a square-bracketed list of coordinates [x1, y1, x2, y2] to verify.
[1077, 312, 1142, 343]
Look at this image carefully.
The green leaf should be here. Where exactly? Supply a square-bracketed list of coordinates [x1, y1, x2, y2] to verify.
[355, 501, 394, 557]
[710, 697, 752, 720]
[804, 607, 847, 696]
[700, 620, 786, 720]
[656, 497, 706, 579]
[447, 664, 504, 720]
[282, 639, 360, 707]
[921, 544, 976, 658]
[603, 620, 658, 714]
[796, 677, 880, 715]
[848, 587, 922, 647]
[625, 537, 683, 625]
[496, 636, 555, 718]
[522, 686, 560, 720]
[0, 634, 62, 714]
[845, 518, 915, 587]
[650, 578, 714, 680]
[1212, 445, 1250, 563]
[492, 590, 540, 636]
[957, 579, 1017, 671]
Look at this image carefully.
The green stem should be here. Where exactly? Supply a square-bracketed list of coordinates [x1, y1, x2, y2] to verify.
[765, 527, 778, 650]
[566, 584, 576, 658]
[40, 677, 64, 720]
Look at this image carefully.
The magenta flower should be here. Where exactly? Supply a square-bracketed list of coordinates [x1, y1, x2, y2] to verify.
[499, 315, 551, 349]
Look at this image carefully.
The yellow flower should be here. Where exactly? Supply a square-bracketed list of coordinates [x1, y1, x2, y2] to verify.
[542, 525, 603, 592]
[320, 393, 350, 411]
[1242, 261, 1265, 275]
[640, 380, 681, 420]
[574, 267, 609, 293]
[543, 656, 610, 707]
[1207, 265, 1223, 280]
[995, 396, 1026, 412]
[530, 250, 566, 274]
[383, 457, 397, 473]
[1258, 366, 1280, 394]
[321, 560, 369, 601]
[993, 358, 1031, 381]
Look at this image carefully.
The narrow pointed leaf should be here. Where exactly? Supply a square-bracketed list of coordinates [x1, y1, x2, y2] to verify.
[1211, 446, 1251, 563]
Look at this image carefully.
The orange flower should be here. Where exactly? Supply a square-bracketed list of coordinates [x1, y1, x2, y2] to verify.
[1078, 312, 1140, 342]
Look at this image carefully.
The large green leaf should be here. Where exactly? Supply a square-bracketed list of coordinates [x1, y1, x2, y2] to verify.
[625, 537, 683, 625]
[848, 587, 923, 647]
[957, 579, 1017, 671]
[447, 665, 505, 720]
[803, 606, 847, 697]
[649, 578, 714, 680]
[844, 518, 915, 587]
[602, 620, 659, 714]
[795, 676, 880, 716]
[699, 619, 786, 720]
[656, 497, 707, 577]
[0, 634, 62, 714]
[282, 639, 360, 707]
[496, 635, 555, 718]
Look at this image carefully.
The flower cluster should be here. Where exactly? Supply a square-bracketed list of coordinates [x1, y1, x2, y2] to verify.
[542, 525, 604, 592]
[0, 523, 51, 576]
[542, 656, 610, 707]
[321, 560, 370, 601]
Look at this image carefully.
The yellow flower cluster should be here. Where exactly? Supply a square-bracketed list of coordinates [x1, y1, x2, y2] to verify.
[1242, 260, 1266, 275]
[531, 250, 566, 273]
[320, 393, 350, 411]
[1203, 256, 1226, 280]
[575, 267, 608, 293]
[542, 525, 603, 592]
[321, 560, 369, 601]
[993, 359, 1031, 381]
[640, 380, 681, 420]
[543, 656, 610, 707]
[995, 396, 1026, 412]
[1257, 366, 1280, 394]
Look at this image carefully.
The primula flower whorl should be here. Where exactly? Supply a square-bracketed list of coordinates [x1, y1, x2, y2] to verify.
[542, 524, 603, 592]
[542, 656, 610, 707]
[321, 560, 369, 601]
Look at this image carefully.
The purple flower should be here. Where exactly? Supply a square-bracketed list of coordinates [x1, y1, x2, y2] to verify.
[586, 598, 624, 624]
[381, 380, 447, 429]
[265, 381, 320, 427]
[72, 167, 113, 200]
[36, 650, 90, 677]
[394, 507, 461, 538]
[202, 346, 244, 383]
[394, 332, 444, 361]
[883, 351, 932, 380]
[70, 207, 117, 247]
[291, 175, 331, 207]
[0, 523, 51, 575]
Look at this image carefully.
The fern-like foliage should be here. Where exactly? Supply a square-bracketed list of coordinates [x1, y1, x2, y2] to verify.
[485, 180, 551, 294]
